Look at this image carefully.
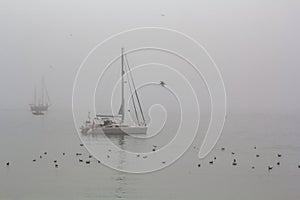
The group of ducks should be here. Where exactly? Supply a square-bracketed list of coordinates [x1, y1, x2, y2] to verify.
[3, 144, 300, 170]
[2, 143, 95, 169]
[25, 144, 162, 168]
[198, 146, 300, 171]
[31, 151, 62, 168]
[71, 144, 103, 166]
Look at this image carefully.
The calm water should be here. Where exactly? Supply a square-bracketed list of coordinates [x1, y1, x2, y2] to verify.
[0, 109, 300, 200]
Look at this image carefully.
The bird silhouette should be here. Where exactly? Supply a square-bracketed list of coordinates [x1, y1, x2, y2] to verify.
[159, 81, 166, 87]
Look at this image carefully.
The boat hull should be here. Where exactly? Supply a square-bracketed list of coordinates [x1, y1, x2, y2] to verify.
[30, 104, 48, 112]
[32, 111, 44, 115]
[83, 126, 147, 135]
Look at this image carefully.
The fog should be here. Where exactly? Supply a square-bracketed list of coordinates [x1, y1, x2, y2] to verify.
[1, 0, 300, 115]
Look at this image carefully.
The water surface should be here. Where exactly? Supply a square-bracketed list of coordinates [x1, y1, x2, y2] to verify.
[0, 109, 300, 200]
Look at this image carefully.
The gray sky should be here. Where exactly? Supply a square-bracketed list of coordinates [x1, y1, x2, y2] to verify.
[0, 0, 300, 114]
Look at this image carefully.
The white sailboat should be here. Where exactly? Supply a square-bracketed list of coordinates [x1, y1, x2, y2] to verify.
[29, 77, 51, 115]
[80, 48, 147, 135]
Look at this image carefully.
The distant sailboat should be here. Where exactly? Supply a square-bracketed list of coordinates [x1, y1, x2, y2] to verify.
[30, 77, 51, 115]
[80, 48, 147, 135]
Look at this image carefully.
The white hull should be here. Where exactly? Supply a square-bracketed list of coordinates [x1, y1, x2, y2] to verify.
[83, 126, 147, 135]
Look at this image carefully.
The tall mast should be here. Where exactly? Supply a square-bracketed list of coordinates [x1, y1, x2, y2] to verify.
[121, 48, 125, 123]
[41, 77, 45, 106]
[34, 86, 37, 105]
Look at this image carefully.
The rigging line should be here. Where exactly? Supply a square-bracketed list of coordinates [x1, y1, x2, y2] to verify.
[42, 79, 51, 106]
[124, 57, 140, 125]
[42, 77, 45, 105]
[34, 86, 37, 105]
[121, 48, 125, 123]
[124, 54, 146, 124]
[45, 86, 51, 105]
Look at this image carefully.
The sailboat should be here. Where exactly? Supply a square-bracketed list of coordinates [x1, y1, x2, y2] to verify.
[80, 48, 147, 135]
[29, 77, 51, 115]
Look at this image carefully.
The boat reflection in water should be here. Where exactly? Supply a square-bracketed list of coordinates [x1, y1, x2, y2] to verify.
[82, 133, 129, 199]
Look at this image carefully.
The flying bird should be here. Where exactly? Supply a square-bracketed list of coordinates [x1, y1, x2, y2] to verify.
[159, 81, 166, 87]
